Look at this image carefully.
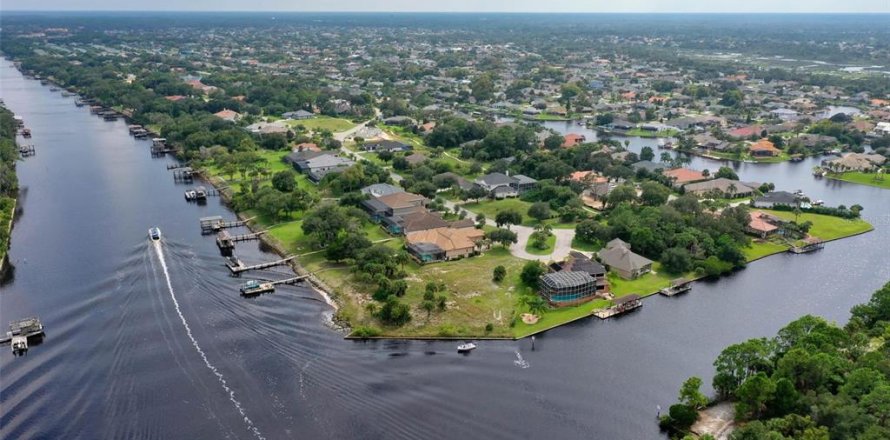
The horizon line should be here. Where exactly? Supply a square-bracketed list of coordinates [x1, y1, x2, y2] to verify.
[3, 10, 890, 14]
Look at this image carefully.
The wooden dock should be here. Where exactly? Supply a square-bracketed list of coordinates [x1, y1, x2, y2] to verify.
[216, 230, 266, 251]
[659, 278, 693, 297]
[200, 215, 254, 235]
[593, 294, 643, 319]
[173, 167, 194, 182]
[239, 275, 308, 296]
[789, 238, 825, 254]
[226, 255, 298, 275]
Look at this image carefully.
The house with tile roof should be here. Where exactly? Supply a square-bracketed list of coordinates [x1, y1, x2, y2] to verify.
[749, 139, 781, 157]
[662, 167, 709, 187]
[406, 226, 485, 262]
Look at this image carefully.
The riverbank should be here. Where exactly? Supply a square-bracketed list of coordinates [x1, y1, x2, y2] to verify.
[22, 72, 875, 341]
[0, 198, 14, 276]
[827, 171, 890, 189]
[196, 149, 874, 339]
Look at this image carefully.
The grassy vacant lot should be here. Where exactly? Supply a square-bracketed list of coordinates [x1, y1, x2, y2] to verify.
[462, 198, 534, 224]
[761, 209, 873, 240]
[829, 172, 890, 190]
[286, 116, 356, 133]
[324, 246, 530, 338]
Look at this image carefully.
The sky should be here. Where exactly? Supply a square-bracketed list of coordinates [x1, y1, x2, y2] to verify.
[2, 0, 889, 13]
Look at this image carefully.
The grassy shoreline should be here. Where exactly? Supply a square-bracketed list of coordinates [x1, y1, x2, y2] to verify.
[827, 172, 890, 189]
[193, 144, 875, 340]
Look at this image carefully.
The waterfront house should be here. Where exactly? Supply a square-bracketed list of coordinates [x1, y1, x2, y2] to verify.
[550, 251, 610, 296]
[597, 238, 653, 280]
[752, 191, 800, 209]
[562, 133, 586, 148]
[749, 139, 781, 157]
[683, 178, 756, 198]
[539, 271, 599, 307]
[406, 226, 485, 262]
[824, 153, 887, 172]
[747, 211, 784, 239]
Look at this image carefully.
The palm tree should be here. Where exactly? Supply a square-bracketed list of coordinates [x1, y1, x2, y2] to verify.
[727, 183, 737, 199]
[523, 295, 549, 316]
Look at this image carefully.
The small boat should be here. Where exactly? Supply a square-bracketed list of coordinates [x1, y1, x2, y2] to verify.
[457, 342, 477, 353]
[149, 227, 162, 241]
[812, 200, 824, 206]
[184, 190, 197, 201]
[240, 280, 274, 296]
[5, 317, 45, 355]
[21, 128, 31, 138]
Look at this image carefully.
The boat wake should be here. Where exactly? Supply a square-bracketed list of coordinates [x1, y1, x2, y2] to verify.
[513, 351, 530, 369]
[151, 240, 266, 440]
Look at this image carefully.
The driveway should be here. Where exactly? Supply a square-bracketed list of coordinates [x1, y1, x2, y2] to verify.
[444, 199, 576, 262]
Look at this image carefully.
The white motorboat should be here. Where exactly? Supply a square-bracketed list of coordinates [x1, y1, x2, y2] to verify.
[457, 342, 477, 353]
[149, 227, 162, 241]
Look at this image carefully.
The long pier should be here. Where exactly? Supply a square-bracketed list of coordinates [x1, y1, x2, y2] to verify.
[227, 255, 298, 275]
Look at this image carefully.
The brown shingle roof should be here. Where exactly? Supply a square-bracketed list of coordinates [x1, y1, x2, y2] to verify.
[406, 227, 484, 253]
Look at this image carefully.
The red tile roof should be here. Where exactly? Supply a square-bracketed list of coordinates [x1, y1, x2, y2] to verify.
[662, 168, 708, 184]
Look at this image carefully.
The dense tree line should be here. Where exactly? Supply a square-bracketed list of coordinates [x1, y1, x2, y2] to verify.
[661, 282, 890, 440]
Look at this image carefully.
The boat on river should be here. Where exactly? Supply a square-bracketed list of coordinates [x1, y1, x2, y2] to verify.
[149, 227, 162, 241]
[1, 317, 45, 355]
[240, 280, 275, 296]
[457, 342, 477, 353]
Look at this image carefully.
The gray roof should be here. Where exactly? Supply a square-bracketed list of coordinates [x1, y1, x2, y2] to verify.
[598, 241, 653, 273]
[361, 183, 404, 198]
[302, 154, 355, 170]
[754, 191, 799, 205]
[683, 178, 756, 195]
[631, 161, 664, 173]
[540, 271, 596, 289]
[513, 174, 537, 185]
[478, 172, 515, 186]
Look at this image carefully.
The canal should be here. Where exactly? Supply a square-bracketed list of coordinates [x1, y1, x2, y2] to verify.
[1, 60, 889, 439]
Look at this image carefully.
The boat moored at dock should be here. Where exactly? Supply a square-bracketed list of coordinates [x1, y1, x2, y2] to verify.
[1, 317, 46, 355]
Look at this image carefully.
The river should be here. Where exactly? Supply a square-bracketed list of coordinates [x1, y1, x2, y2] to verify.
[2, 59, 889, 440]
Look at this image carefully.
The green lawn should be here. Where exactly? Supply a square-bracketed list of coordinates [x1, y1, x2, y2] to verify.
[608, 263, 681, 298]
[570, 237, 600, 252]
[461, 198, 535, 224]
[623, 128, 679, 138]
[514, 298, 611, 338]
[744, 240, 790, 261]
[829, 172, 890, 190]
[524, 234, 556, 255]
[761, 210, 873, 240]
[287, 116, 357, 133]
